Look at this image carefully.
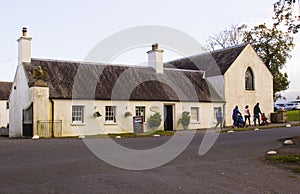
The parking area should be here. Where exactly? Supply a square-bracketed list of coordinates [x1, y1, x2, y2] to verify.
[0, 127, 300, 193]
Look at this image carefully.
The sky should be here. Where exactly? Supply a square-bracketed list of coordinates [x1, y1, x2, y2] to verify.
[0, 0, 299, 100]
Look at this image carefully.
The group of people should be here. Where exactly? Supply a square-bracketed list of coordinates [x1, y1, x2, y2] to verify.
[214, 103, 268, 130]
[232, 103, 268, 128]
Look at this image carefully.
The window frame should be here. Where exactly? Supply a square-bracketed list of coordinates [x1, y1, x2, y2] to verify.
[245, 67, 255, 91]
[72, 105, 84, 124]
[135, 106, 146, 122]
[190, 107, 200, 123]
[105, 106, 116, 123]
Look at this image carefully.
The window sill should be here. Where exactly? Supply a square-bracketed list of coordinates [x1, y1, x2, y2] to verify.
[71, 123, 86, 126]
[104, 122, 118, 125]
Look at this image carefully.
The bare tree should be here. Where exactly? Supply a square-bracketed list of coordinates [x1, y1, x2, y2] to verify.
[206, 24, 247, 51]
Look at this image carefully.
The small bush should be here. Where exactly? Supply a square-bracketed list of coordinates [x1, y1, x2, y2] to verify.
[180, 111, 190, 128]
[147, 112, 162, 127]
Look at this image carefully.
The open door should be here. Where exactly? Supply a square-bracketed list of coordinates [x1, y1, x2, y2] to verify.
[23, 103, 33, 137]
[164, 105, 174, 131]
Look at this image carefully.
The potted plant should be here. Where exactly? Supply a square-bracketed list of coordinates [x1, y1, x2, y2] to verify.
[180, 111, 190, 130]
[147, 112, 162, 127]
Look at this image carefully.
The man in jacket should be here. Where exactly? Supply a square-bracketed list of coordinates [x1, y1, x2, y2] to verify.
[253, 103, 262, 126]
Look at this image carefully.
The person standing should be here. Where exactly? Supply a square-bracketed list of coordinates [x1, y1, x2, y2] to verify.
[215, 107, 223, 130]
[232, 106, 241, 128]
[253, 103, 262, 126]
[244, 105, 251, 126]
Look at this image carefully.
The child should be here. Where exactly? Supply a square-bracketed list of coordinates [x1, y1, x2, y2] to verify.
[244, 105, 251, 126]
[261, 113, 268, 125]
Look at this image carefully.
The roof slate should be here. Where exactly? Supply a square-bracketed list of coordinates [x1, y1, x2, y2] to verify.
[23, 59, 223, 102]
[0, 82, 12, 100]
[164, 44, 248, 77]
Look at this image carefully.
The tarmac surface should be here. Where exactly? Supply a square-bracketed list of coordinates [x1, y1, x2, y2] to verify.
[0, 126, 300, 193]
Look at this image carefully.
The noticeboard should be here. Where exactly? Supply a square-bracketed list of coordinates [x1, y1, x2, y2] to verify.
[133, 116, 144, 133]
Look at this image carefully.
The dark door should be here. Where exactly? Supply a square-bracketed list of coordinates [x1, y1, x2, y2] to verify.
[164, 105, 173, 131]
[23, 103, 33, 137]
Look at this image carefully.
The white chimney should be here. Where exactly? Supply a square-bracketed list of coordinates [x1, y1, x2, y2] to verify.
[17, 27, 32, 64]
[147, 43, 164, 74]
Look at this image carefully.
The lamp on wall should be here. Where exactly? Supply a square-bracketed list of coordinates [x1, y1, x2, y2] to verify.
[93, 111, 102, 117]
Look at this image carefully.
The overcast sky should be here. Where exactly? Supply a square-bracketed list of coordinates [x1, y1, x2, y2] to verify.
[0, 0, 299, 97]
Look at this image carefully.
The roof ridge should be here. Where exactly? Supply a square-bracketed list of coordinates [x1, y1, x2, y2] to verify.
[31, 58, 151, 70]
[164, 43, 248, 64]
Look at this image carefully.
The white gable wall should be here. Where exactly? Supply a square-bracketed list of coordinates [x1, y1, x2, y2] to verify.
[224, 45, 273, 126]
[0, 100, 9, 128]
[9, 65, 33, 137]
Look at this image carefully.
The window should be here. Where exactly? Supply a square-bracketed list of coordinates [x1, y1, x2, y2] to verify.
[135, 106, 146, 121]
[6, 101, 9, 110]
[245, 67, 254, 90]
[191, 107, 199, 122]
[105, 106, 116, 123]
[72, 106, 84, 123]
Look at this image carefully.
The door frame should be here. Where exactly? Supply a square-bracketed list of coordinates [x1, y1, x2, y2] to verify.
[164, 104, 175, 131]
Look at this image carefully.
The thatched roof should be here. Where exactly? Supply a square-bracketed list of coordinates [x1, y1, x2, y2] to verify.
[23, 59, 223, 102]
[164, 44, 248, 77]
[0, 82, 12, 100]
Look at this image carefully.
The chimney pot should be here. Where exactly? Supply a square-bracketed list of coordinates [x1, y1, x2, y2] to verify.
[152, 43, 159, 50]
[22, 27, 27, 36]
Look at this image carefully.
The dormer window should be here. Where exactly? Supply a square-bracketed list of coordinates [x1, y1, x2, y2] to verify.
[245, 67, 254, 90]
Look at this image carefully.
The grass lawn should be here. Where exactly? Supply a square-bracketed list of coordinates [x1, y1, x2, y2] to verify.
[287, 110, 300, 121]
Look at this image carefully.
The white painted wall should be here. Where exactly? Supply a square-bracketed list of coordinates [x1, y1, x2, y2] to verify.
[52, 99, 223, 136]
[0, 100, 9, 128]
[9, 65, 34, 137]
[224, 45, 273, 126]
[32, 87, 51, 137]
[207, 75, 225, 100]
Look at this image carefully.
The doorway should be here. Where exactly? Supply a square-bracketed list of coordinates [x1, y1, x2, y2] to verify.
[164, 105, 174, 131]
[22, 103, 33, 137]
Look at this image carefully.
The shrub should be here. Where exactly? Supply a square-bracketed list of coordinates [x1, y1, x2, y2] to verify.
[180, 111, 191, 127]
[147, 112, 162, 127]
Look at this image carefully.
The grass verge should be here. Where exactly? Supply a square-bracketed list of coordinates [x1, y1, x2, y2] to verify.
[287, 110, 300, 122]
[293, 167, 300, 173]
[267, 155, 300, 163]
[86, 130, 174, 138]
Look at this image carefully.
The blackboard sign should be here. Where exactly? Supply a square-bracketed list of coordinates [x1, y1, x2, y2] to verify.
[133, 116, 144, 133]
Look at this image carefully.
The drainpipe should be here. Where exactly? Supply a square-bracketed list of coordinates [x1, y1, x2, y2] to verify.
[51, 99, 54, 138]
[223, 102, 227, 128]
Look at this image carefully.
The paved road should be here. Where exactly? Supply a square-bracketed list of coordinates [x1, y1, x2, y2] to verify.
[0, 127, 300, 193]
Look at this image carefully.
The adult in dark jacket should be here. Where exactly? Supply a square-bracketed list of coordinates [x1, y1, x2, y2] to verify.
[253, 103, 262, 126]
[232, 106, 241, 128]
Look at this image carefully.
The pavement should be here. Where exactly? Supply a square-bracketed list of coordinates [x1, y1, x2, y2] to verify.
[222, 121, 300, 130]
[0, 126, 300, 193]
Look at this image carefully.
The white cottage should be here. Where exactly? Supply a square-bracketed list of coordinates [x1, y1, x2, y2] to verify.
[9, 28, 225, 138]
[165, 44, 274, 126]
[9, 28, 273, 138]
[0, 81, 12, 128]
